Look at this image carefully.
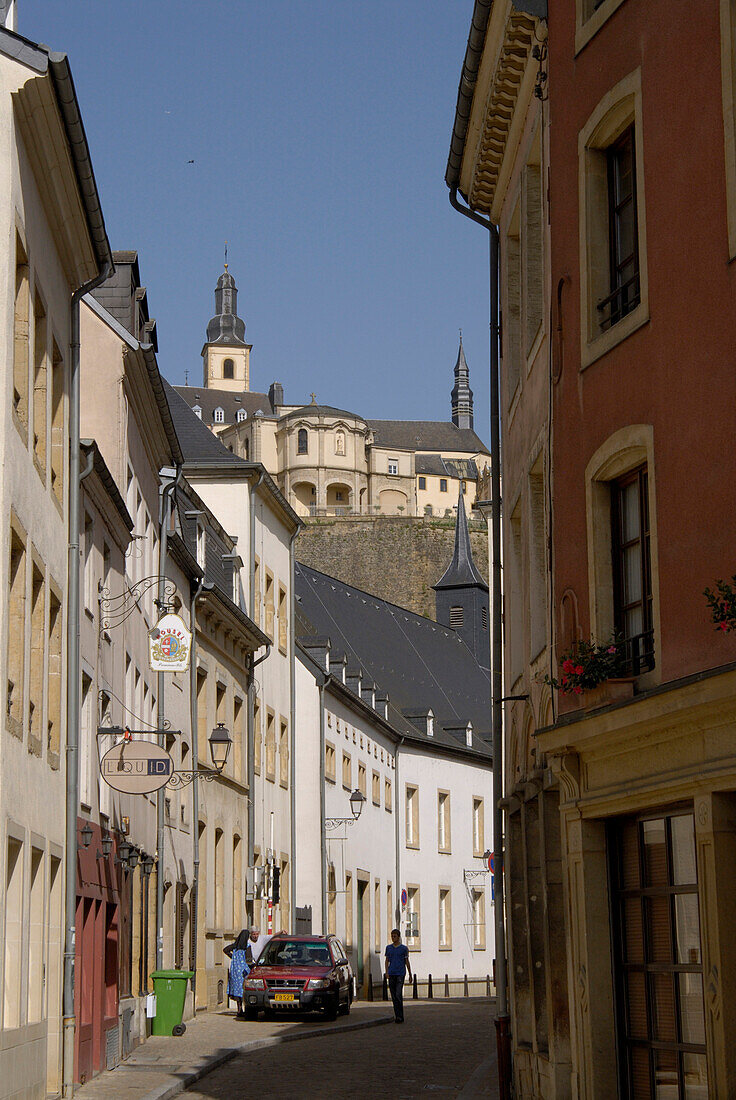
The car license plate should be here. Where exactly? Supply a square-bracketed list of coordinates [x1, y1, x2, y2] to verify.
[274, 993, 295, 1002]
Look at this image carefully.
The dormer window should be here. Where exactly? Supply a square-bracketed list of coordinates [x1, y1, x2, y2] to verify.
[213, 407, 224, 424]
[297, 428, 308, 455]
[223, 357, 234, 380]
[193, 405, 202, 419]
[236, 409, 247, 423]
[427, 710, 434, 737]
[465, 722, 473, 747]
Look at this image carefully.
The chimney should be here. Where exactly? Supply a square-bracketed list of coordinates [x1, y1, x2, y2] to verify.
[269, 381, 284, 410]
[299, 636, 331, 673]
[329, 652, 347, 684]
[375, 691, 389, 720]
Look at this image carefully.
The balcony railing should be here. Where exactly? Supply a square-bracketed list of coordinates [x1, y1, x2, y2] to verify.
[618, 629, 655, 677]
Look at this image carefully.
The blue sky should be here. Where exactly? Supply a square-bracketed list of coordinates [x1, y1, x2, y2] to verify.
[22, 1, 490, 433]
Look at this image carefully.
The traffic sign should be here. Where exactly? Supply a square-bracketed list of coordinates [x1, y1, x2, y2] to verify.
[100, 738, 174, 795]
[400, 888, 408, 908]
[488, 853, 494, 873]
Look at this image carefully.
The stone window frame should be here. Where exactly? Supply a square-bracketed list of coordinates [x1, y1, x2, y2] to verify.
[279, 716, 289, 789]
[405, 784, 420, 849]
[406, 883, 421, 951]
[473, 796, 485, 858]
[472, 887, 487, 950]
[7, 515, 28, 741]
[418, 476, 426, 490]
[439, 479, 448, 493]
[584, 424, 661, 688]
[387, 458, 399, 476]
[575, 0, 628, 55]
[384, 777, 392, 813]
[277, 583, 287, 655]
[222, 357, 235, 380]
[437, 789, 452, 854]
[13, 229, 30, 444]
[297, 427, 308, 455]
[342, 750, 352, 791]
[578, 68, 649, 370]
[265, 707, 276, 783]
[357, 761, 366, 798]
[325, 741, 336, 783]
[439, 886, 452, 951]
[372, 769, 381, 806]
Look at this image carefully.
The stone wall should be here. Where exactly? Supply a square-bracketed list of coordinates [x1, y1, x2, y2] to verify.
[296, 515, 489, 619]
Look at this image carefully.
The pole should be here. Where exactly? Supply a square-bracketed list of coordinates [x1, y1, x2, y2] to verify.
[156, 472, 178, 970]
[449, 187, 510, 1097]
[267, 811, 274, 935]
[189, 577, 204, 999]
[63, 267, 111, 1099]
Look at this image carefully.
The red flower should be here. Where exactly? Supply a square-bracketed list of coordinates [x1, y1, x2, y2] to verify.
[573, 686, 583, 695]
[607, 646, 617, 654]
[575, 665, 584, 676]
[562, 658, 574, 674]
[719, 621, 729, 632]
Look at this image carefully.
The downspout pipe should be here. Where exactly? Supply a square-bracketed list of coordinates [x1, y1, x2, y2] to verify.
[156, 468, 181, 971]
[394, 735, 405, 927]
[449, 186, 511, 1096]
[189, 575, 205, 1003]
[288, 524, 302, 930]
[246, 470, 265, 890]
[63, 261, 113, 1100]
[318, 678, 328, 934]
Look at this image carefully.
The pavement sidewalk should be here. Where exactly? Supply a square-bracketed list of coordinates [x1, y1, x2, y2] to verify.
[73, 1002, 394, 1100]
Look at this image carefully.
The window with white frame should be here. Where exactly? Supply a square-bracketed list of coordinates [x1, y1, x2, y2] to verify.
[193, 405, 202, 419]
[196, 523, 206, 570]
[388, 458, 398, 476]
[213, 407, 225, 424]
[406, 885, 420, 945]
[236, 408, 246, 423]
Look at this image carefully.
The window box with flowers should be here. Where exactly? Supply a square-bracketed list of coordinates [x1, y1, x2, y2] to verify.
[704, 577, 736, 633]
[544, 638, 634, 709]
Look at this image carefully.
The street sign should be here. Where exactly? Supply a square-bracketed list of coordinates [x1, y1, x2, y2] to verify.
[400, 888, 408, 908]
[149, 612, 192, 672]
[488, 854, 494, 873]
[100, 738, 174, 795]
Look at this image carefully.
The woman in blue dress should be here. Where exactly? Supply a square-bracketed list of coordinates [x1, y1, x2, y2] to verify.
[224, 930, 250, 1017]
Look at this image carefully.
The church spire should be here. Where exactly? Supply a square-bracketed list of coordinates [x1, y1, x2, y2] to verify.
[451, 334, 474, 430]
[433, 487, 489, 665]
[206, 267, 246, 345]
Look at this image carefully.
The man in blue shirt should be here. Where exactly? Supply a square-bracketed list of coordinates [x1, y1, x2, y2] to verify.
[384, 928, 412, 1023]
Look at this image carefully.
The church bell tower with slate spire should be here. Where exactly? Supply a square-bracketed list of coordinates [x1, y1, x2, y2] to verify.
[451, 335, 474, 429]
[201, 265, 252, 392]
[433, 488, 489, 666]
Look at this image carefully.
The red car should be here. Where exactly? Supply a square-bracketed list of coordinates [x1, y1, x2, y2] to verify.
[241, 934, 353, 1021]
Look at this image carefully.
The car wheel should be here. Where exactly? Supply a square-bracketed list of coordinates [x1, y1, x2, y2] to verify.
[337, 993, 350, 1016]
[244, 1007, 259, 1021]
[324, 995, 339, 1021]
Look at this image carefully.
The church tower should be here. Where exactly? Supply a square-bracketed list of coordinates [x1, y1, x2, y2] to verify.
[451, 335, 474, 429]
[201, 266, 252, 392]
[433, 489, 489, 666]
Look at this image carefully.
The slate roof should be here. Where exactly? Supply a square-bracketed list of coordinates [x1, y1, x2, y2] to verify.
[434, 491, 487, 591]
[415, 454, 479, 479]
[295, 563, 491, 758]
[282, 404, 366, 423]
[174, 386, 273, 425]
[163, 380, 248, 466]
[368, 420, 489, 455]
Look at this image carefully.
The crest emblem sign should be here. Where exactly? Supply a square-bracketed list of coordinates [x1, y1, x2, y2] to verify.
[150, 612, 192, 672]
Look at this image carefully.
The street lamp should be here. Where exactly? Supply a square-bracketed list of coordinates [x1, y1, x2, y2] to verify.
[325, 789, 367, 830]
[208, 723, 232, 772]
[115, 841, 131, 868]
[101, 832, 114, 858]
[141, 853, 155, 878]
[127, 847, 140, 871]
[79, 822, 93, 850]
[349, 789, 366, 820]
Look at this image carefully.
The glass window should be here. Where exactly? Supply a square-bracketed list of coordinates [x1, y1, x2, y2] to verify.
[440, 479, 448, 492]
[612, 465, 654, 674]
[418, 476, 426, 490]
[213, 407, 224, 424]
[388, 459, 398, 476]
[223, 358, 234, 379]
[297, 428, 308, 454]
[610, 812, 707, 1098]
[600, 125, 640, 329]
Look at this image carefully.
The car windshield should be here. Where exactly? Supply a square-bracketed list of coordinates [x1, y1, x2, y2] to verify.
[259, 940, 332, 967]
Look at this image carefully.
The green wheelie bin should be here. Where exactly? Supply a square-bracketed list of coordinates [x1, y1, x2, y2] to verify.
[150, 969, 194, 1036]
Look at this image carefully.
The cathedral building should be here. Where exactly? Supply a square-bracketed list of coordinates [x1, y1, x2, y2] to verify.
[173, 266, 489, 518]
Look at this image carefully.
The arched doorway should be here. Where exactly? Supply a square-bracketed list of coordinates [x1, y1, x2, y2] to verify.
[326, 483, 351, 515]
[292, 482, 316, 516]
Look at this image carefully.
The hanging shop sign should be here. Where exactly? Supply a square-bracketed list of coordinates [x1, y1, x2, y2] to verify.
[100, 737, 174, 795]
[149, 612, 192, 673]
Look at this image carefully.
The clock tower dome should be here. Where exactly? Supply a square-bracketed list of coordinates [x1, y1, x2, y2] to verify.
[201, 266, 251, 392]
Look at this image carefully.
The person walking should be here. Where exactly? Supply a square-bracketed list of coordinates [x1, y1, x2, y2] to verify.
[384, 928, 412, 1023]
[224, 930, 251, 1017]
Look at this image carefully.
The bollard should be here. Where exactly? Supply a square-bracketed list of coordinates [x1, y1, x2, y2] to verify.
[464, 974, 469, 998]
[413, 973, 418, 999]
[382, 974, 388, 1001]
[486, 974, 491, 997]
[368, 973, 374, 1001]
[444, 973, 450, 998]
[428, 973, 433, 999]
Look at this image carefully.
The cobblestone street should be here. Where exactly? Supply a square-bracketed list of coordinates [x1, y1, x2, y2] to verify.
[185, 1001, 497, 1100]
